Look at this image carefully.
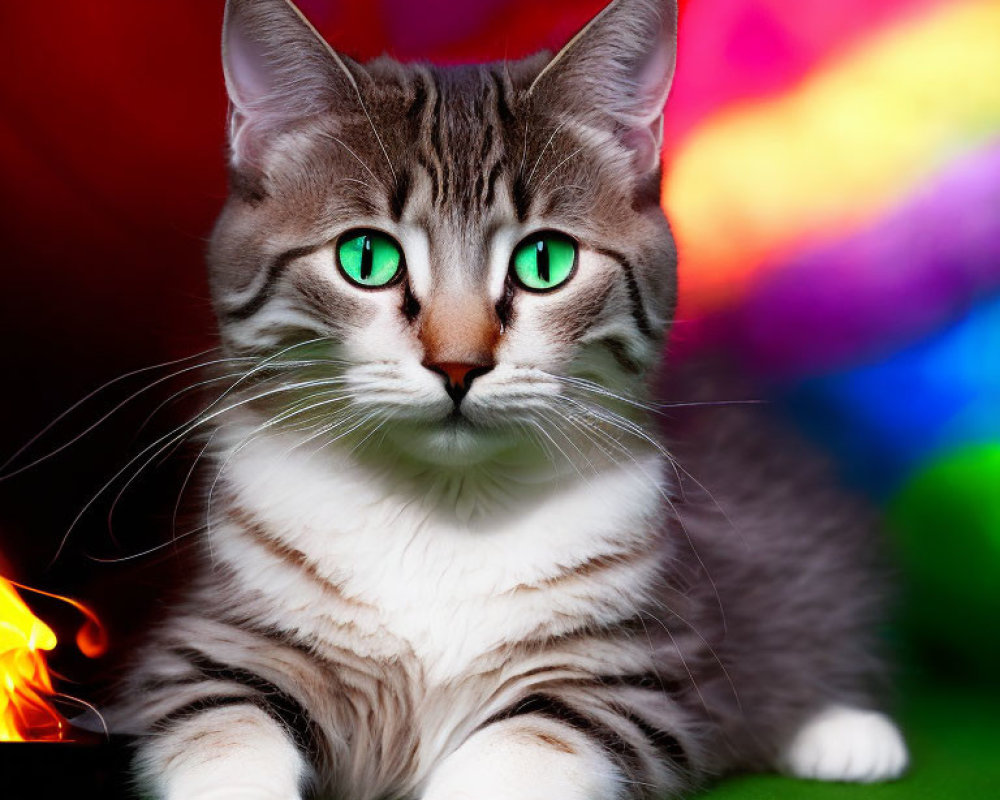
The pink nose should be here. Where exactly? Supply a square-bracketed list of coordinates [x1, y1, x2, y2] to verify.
[423, 360, 494, 404]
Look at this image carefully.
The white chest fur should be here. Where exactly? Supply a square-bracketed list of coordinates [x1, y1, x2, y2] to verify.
[210, 423, 668, 683]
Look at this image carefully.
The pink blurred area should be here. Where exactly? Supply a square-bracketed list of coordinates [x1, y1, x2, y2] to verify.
[663, 0, 938, 146]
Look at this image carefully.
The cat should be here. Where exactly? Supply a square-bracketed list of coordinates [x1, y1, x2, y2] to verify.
[111, 0, 910, 798]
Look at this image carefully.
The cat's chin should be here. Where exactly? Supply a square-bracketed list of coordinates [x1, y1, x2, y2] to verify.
[383, 417, 517, 467]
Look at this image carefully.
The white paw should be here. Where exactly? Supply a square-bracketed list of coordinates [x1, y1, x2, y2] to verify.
[780, 705, 909, 784]
[422, 718, 623, 800]
[181, 789, 300, 800]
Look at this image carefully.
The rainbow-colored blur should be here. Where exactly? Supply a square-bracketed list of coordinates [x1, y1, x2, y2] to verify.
[660, 0, 1000, 668]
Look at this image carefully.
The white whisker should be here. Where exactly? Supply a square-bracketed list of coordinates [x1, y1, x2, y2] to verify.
[47, 371, 349, 567]
[535, 146, 584, 190]
[321, 133, 384, 187]
[0, 346, 222, 473]
[0, 354, 256, 481]
[526, 120, 568, 187]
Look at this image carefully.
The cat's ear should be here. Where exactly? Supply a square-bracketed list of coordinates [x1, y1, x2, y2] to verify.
[529, 0, 677, 175]
[222, 0, 358, 168]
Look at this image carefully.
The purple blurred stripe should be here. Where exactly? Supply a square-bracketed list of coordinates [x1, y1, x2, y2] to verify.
[730, 140, 1000, 379]
[382, 0, 506, 53]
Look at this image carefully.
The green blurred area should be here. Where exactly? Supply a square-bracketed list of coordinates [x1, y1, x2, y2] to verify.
[888, 444, 1000, 678]
[705, 443, 1000, 798]
[706, 442, 1000, 798]
[702, 680, 1000, 799]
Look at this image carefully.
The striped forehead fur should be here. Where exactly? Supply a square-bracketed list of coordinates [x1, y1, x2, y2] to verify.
[210, 47, 676, 358]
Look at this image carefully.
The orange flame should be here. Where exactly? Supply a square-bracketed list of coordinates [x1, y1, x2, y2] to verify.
[0, 574, 106, 742]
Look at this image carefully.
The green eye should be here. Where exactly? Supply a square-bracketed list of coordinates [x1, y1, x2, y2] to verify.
[336, 230, 404, 288]
[511, 232, 577, 292]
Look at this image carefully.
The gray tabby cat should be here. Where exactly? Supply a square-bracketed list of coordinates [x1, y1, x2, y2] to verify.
[113, 0, 909, 798]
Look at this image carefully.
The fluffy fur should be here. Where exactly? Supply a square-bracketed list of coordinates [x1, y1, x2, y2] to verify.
[111, 1, 908, 798]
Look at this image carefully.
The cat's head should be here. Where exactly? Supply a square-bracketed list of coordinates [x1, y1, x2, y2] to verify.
[208, 0, 677, 466]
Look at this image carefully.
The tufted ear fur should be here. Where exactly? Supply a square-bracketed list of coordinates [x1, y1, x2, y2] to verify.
[222, 0, 360, 169]
[529, 0, 677, 176]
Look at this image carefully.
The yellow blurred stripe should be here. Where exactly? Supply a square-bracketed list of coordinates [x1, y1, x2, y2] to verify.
[665, 0, 1000, 315]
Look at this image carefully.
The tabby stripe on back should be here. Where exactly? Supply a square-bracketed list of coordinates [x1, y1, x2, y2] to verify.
[204, 600, 399, 685]
[481, 691, 679, 786]
[485, 693, 643, 776]
[625, 711, 690, 772]
[594, 672, 687, 696]
[154, 646, 328, 768]
[153, 694, 260, 731]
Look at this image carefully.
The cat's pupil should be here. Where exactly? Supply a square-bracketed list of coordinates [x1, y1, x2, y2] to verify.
[360, 236, 374, 281]
[536, 240, 550, 283]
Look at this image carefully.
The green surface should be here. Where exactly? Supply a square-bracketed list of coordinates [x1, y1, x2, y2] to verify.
[888, 444, 1000, 672]
[700, 682, 1000, 798]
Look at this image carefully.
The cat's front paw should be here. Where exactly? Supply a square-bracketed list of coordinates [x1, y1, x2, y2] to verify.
[176, 789, 300, 800]
[779, 705, 909, 784]
[422, 718, 624, 800]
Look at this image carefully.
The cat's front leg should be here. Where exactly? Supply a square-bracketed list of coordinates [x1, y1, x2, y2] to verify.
[134, 704, 308, 800]
[422, 716, 624, 800]
[422, 694, 692, 800]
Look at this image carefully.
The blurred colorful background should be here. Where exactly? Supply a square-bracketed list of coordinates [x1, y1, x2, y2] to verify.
[0, 0, 997, 794]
